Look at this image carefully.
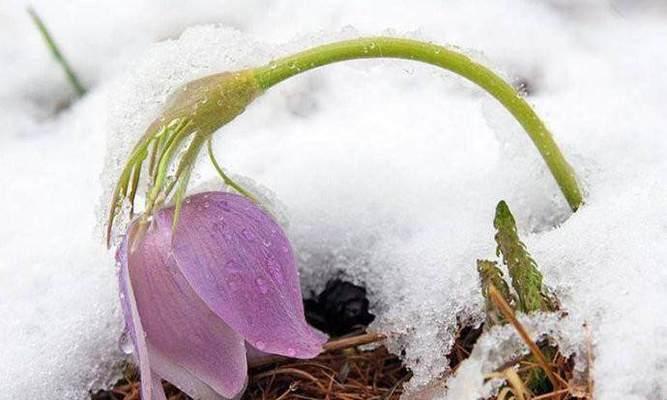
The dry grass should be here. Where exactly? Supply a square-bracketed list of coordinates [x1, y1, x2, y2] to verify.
[91, 333, 411, 400]
[483, 286, 593, 400]
[92, 326, 591, 400]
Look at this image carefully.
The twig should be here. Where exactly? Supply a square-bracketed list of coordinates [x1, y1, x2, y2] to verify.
[532, 387, 571, 400]
[489, 285, 561, 390]
[249, 332, 386, 369]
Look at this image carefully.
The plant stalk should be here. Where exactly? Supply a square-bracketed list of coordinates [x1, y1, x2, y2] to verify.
[253, 37, 583, 211]
[28, 7, 86, 97]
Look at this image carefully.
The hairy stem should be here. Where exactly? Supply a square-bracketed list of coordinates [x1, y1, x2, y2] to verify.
[253, 37, 583, 211]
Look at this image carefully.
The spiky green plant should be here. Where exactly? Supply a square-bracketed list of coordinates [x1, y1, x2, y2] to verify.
[477, 259, 514, 326]
[493, 201, 558, 313]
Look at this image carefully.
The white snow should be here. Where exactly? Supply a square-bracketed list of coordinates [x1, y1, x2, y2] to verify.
[1, 0, 667, 399]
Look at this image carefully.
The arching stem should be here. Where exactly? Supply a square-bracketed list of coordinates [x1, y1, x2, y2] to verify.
[253, 37, 583, 211]
[207, 139, 258, 203]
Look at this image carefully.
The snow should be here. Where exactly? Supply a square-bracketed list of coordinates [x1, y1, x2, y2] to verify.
[2, 0, 667, 399]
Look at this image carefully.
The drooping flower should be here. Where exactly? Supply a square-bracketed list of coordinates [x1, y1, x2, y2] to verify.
[117, 191, 327, 400]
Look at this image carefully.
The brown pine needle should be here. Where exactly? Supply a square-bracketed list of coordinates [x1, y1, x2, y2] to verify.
[324, 332, 387, 352]
[532, 388, 571, 400]
[488, 285, 561, 391]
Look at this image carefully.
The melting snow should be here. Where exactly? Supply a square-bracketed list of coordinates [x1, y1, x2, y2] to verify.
[1, 0, 667, 399]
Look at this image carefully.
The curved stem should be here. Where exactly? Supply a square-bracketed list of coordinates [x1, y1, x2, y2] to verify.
[253, 37, 583, 211]
[207, 138, 258, 202]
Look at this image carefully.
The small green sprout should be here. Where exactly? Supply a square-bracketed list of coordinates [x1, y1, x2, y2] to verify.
[477, 260, 514, 326]
[493, 201, 558, 313]
[28, 7, 86, 97]
[476, 201, 564, 396]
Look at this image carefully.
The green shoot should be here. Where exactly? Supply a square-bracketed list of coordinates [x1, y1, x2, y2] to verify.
[477, 259, 514, 327]
[493, 201, 558, 313]
[27, 7, 86, 97]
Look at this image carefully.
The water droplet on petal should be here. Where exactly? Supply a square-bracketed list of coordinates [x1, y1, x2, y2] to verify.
[119, 331, 134, 355]
[226, 260, 241, 272]
[287, 348, 296, 357]
[267, 259, 285, 284]
[256, 277, 269, 294]
[242, 229, 255, 241]
[255, 341, 266, 350]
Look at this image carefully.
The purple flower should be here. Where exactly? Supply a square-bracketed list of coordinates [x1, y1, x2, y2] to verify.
[117, 191, 327, 399]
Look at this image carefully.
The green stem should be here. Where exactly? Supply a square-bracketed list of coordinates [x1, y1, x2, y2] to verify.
[253, 37, 583, 211]
[207, 139, 258, 203]
[28, 7, 86, 97]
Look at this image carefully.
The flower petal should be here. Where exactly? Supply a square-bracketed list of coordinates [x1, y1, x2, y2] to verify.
[117, 233, 155, 400]
[126, 215, 248, 398]
[149, 374, 168, 400]
[149, 345, 232, 400]
[168, 192, 327, 358]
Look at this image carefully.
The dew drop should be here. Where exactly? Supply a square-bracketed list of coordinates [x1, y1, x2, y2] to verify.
[287, 348, 296, 357]
[262, 239, 271, 247]
[242, 229, 255, 241]
[267, 259, 285, 284]
[255, 341, 266, 350]
[227, 278, 239, 291]
[226, 260, 241, 272]
[119, 331, 134, 355]
[256, 277, 269, 294]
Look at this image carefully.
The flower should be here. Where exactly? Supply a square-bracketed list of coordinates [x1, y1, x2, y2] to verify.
[117, 191, 327, 399]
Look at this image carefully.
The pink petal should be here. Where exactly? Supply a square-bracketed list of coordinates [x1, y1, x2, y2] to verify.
[117, 233, 155, 400]
[149, 374, 167, 400]
[122, 216, 248, 398]
[149, 345, 231, 400]
[168, 192, 327, 358]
